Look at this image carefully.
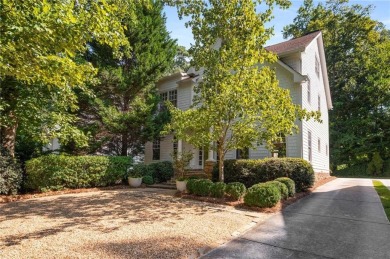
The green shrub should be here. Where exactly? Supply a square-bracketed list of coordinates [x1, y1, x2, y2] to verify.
[225, 182, 246, 200]
[148, 161, 174, 183]
[210, 182, 226, 198]
[25, 155, 132, 192]
[142, 175, 154, 185]
[368, 152, 384, 176]
[213, 158, 314, 192]
[244, 182, 281, 208]
[130, 164, 150, 178]
[268, 181, 289, 200]
[0, 153, 23, 195]
[193, 179, 213, 196]
[187, 178, 200, 194]
[275, 177, 295, 197]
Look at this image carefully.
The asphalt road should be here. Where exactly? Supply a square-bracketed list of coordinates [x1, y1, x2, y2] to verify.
[202, 178, 390, 259]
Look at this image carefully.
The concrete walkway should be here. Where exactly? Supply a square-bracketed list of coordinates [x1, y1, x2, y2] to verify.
[202, 178, 390, 259]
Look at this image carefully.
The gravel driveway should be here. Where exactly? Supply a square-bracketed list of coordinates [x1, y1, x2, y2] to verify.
[0, 188, 270, 259]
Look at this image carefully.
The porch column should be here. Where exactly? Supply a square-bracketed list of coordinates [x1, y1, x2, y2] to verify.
[178, 139, 183, 157]
[204, 142, 216, 179]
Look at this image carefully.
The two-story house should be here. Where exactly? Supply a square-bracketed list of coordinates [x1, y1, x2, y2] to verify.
[145, 31, 332, 175]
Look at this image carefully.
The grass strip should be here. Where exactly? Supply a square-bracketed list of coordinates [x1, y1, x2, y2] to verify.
[372, 180, 390, 221]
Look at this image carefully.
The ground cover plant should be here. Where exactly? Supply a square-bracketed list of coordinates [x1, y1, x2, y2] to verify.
[372, 180, 390, 220]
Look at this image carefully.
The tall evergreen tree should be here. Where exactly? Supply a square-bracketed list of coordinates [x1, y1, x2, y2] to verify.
[76, 0, 176, 156]
[283, 0, 390, 167]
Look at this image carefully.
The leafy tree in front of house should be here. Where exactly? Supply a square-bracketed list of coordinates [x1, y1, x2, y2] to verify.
[283, 0, 390, 168]
[0, 0, 133, 157]
[74, 0, 176, 156]
[165, 0, 319, 182]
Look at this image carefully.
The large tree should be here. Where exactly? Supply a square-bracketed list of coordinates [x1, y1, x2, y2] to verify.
[283, 0, 390, 167]
[165, 0, 318, 181]
[76, 0, 176, 156]
[0, 0, 133, 157]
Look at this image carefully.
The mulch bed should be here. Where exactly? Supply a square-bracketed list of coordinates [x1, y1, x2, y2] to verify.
[178, 176, 337, 213]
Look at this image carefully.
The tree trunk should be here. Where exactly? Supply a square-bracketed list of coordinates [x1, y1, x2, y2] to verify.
[121, 133, 128, 156]
[1, 119, 18, 158]
[218, 144, 225, 182]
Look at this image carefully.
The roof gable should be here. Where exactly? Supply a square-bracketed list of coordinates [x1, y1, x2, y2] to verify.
[265, 31, 321, 56]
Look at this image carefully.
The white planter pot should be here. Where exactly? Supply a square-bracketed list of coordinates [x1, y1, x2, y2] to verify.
[128, 177, 142, 188]
[176, 180, 187, 192]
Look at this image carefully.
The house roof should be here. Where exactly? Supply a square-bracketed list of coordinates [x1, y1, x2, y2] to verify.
[265, 31, 322, 55]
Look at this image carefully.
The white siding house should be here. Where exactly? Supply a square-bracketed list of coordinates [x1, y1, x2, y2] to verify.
[145, 31, 332, 174]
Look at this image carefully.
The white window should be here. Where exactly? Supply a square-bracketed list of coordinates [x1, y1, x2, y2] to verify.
[318, 95, 321, 111]
[198, 149, 203, 166]
[318, 138, 321, 153]
[152, 139, 160, 160]
[308, 131, 312, 162]
[169, 90, 177, 107]
[326, 144, 328, 156]
[315, 56, 320, 77]
[307, 80, 311, 104]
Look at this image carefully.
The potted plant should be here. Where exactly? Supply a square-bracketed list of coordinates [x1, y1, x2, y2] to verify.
[171, 150, 194, 192]
[127, 165, 143, 188]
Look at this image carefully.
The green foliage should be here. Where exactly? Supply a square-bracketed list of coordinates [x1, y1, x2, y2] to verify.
[275, 177, 295, 197]
[148, 161, 174, 183]
[210, 182, 226, 198]
[244, 182, 281, 208]
[0, 152, 23, 195]
[0, 0, 135, 157]
[225, 182, 247, 201]
[283, 0, 390, 166]
[191, 179, 213, 197]
[372, 180, 390, 220]
[77, 0, 176, 156]
[171, 150, 194, 178]
[268, 181, 289, 200]
[334, 159, 390, 178]
[213, 158, 314, 192]
[25, 155, 132, 192]
[165, 0, 319, 182]
[186, 178, 200, 194]
[368, 152, 384, 176]
[142, 175, 154, 185]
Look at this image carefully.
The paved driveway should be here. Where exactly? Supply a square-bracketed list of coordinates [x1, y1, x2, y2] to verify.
[203, 178, 390, 259]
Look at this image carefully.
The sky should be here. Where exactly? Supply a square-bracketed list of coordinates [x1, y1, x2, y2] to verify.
[163, 0, 390, 48]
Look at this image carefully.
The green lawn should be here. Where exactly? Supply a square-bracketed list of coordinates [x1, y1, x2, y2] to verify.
[372, 180, 390, 221]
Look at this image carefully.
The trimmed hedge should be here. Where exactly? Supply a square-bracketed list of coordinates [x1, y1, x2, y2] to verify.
[193, 179, 213, 196]
[210, 182, 226, 198]
[25, 155, 132, 192]
[268, 181, 289, 200]
[187, 178, 200, 194]
[275, 177, 295, 197]
[213, 158, 314, 192]
[142, 175, 154, 185]
[131, 161, 173, 183]
[225, 182, 246, 200]
[0, 154, 23, 195]
[147, 161, 174, 183]
[244, 182, 281, 208]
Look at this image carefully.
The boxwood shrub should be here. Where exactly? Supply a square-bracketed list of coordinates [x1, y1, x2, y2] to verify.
[210, 182, 226, 198]
[244, 182, 281, 208]
[25, 155, 132, 192]
[213, 158, 314, 192]
[147, 161, 174, 183]
[268, 181, 289, 200]
[225, 182, 246, 200]
[275, 177, 295, 197]
[142, 175, 154, 185]
[192, 179, 213, 196]
[187, 178, 200, 194]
